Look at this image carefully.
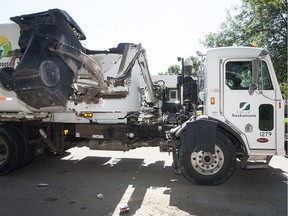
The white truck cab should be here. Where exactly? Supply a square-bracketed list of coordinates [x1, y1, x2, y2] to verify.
[200, 47, 284, 156]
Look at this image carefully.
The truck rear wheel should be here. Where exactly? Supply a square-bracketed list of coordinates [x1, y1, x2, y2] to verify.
[10, 126, 36, 168]
[179, 132, 236, 185]
[0, 127, 24, 174]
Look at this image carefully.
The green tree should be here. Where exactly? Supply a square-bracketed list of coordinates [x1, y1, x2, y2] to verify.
[160, 56, 201, 76]
[159, 64, 181, 75]
[202, 0, 287, 97]
[189, 56, 202, 74]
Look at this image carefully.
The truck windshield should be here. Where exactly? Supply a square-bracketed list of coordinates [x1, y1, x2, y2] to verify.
[258, 61, 273, 90]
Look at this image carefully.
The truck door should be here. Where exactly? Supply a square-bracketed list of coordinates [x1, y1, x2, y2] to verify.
[223, 58, 276, 150]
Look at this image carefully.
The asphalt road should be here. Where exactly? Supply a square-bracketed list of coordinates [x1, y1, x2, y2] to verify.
[0, 147, 287, 216]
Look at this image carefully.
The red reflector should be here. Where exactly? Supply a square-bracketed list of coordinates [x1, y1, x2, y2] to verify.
[257, 138, 268, 143]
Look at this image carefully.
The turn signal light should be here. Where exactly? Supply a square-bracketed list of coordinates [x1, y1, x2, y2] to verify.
[83, 113, 93, 118]
[210, 97, 215, 105]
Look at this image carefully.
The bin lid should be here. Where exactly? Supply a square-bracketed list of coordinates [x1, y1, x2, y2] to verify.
[10, 9, 86, 40]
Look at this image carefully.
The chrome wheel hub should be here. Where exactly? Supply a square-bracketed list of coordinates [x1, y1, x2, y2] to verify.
[191, 145, 224, 175]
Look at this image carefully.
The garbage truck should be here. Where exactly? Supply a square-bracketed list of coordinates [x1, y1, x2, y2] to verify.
[0, 9, 285, 185]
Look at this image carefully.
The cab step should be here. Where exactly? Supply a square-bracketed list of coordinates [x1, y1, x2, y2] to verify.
[243, 161, 269, 169]
[241, 155, 272, 170]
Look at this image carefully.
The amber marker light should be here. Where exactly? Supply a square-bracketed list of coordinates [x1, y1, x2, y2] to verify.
[83, 113, 93, 118]
[210, 97, 215, 105]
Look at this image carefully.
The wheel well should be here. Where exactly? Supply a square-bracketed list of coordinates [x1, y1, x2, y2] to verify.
[176, 118, 247, 156]
[217, 126, 246, 156]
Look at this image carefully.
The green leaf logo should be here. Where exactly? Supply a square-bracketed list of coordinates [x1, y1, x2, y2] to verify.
[239, 102, 250, 111]
[0, 36, 12, 58]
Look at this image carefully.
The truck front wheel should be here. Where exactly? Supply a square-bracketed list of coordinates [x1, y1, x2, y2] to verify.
[178, 132, 236, 185]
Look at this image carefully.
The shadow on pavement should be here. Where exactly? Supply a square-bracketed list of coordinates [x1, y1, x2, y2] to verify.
[0, 149, 287, 216]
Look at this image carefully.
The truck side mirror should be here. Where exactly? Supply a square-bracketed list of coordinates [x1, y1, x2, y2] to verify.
[252, 58, 259, 85]
[249, 58, 259, 95]
[248, 83, 257, 95]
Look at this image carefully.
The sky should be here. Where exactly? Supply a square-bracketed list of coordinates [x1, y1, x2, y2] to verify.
[0, 0, 240, 75]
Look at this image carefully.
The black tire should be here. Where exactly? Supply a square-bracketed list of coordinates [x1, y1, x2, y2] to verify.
[9, 126, 36, 168]
[179, 132, 236, 185]
[0, 127, 24, 174]
[22, 142, 36, 167]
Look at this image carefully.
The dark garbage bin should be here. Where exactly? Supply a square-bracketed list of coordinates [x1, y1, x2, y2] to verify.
[9, 9, 86, 109]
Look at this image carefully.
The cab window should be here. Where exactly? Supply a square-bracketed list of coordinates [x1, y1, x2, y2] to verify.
[259, 104, 274, 131]
[258, 61, 273, 90]
[225, 61, 252, 90]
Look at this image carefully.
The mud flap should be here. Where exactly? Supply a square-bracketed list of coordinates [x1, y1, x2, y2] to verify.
[180, 119, 217, 154]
